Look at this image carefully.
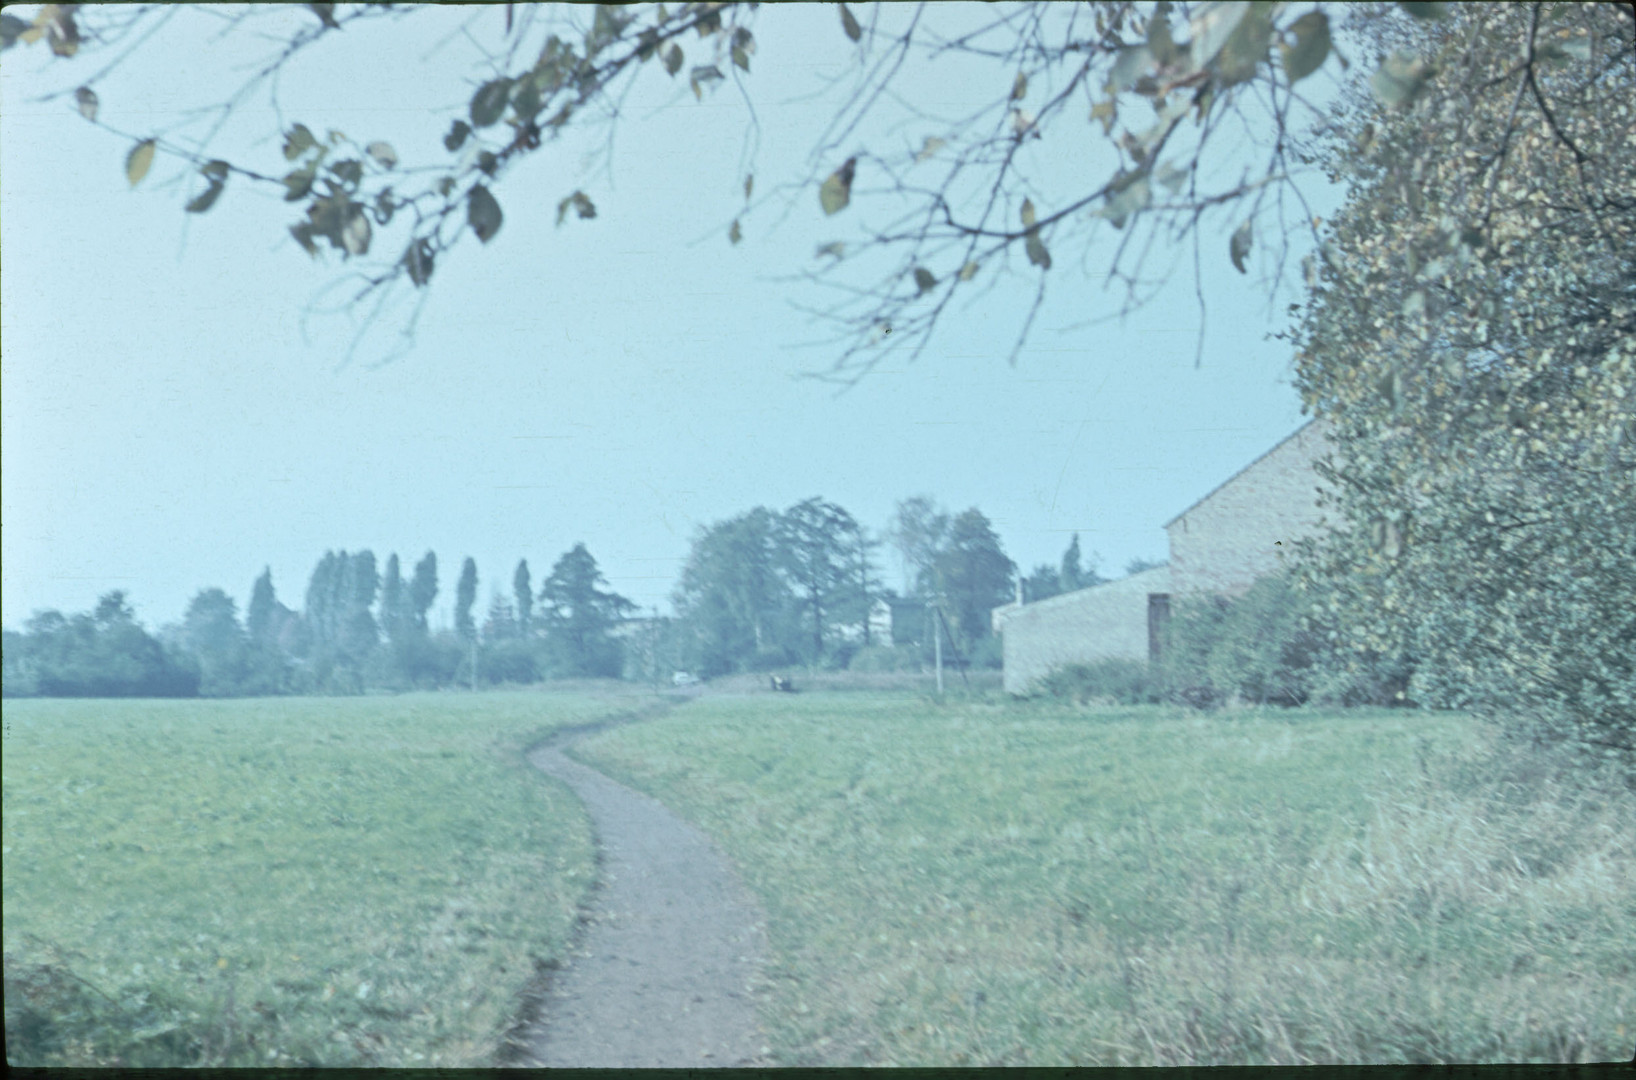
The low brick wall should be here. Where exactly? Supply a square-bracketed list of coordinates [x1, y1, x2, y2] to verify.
[995, 566, 1170, 695]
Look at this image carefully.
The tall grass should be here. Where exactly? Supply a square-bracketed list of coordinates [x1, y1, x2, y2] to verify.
[3, 689, 632, 1067]
[575, 693, 1635, 1065]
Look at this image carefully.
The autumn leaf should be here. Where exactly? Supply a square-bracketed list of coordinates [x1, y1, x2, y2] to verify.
[819, 157, 856, 216]
[126, 140, 156, 187]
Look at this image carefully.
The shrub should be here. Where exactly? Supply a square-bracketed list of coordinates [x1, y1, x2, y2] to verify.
[1036, 569, 1419, 712]
[1156, 593, 1236, 708]
[1039, 658, 1162, 705]
[479, 639, 540, 685]
[1154, 570, 1407, 709]
[967, 635, 1004, 670]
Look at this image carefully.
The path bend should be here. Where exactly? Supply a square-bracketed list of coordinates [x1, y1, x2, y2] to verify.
[510, 713, 770, 1068]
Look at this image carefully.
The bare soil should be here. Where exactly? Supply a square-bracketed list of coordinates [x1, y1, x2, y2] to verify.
[503, 702, 771, 1068]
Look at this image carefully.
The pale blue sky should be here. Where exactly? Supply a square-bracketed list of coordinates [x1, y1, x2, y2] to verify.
[2, 4, 1336, 630]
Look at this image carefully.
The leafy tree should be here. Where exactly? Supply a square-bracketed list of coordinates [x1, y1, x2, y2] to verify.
[304, 549, 379, 662]
[1021, 563, 1062, 604]
[339, 549, 379, 661]
[674, 507, 796, 675]
[483, 593, 518, 641]
[1059, 533, 1100, 593]
[1289, 2, 1635, 764]
[1124, 556, 1167, 577]
[13, 2, 1394, 373]
[538, 542, 636, 678]
[299, 548, 378, 689]
[408, 551, 438, 632]
[932, 508, 1016, 650]
[3, 592, 198, 698]
[848, 526, 886, 648]
[1, 628, 34, 695]
[246, 567, 278, 645]
[454, 556, 478, 643]
[302, 550, 341, 654]
[377, 550, 443, 687]
[181, 587, 249, 696]
[513, 558, 533, 636]
[886, 495, 950, 598]
[242, 567, 294, 695]
[378, 553, 406, 641]
[775, 497, 868, 665]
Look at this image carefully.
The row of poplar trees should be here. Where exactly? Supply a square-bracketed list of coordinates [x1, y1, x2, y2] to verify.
[171, 543, 634, 695]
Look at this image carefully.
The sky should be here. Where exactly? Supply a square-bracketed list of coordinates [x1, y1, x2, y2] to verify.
[2, 3, 1340, 631]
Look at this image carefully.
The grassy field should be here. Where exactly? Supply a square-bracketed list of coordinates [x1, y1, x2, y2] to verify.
[2, 688, 641, 1067]
[575, 691, 1636, 1066]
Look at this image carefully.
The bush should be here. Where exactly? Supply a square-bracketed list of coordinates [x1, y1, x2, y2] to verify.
[4, 600, 201, 699]
[478, 639, 540, 685]
[1036, 570, 1408, 711]
[1039, 658, 1162, 705]
[1158, 572, 1322, 707]
[1150, 570, 1413, 709]
[967, 635, 1004, 670]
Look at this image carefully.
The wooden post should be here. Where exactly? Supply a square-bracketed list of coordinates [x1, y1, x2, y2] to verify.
[934, 605, 943, 695]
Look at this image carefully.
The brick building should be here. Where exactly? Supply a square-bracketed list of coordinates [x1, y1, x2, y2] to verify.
[993, 420, 1333, 695]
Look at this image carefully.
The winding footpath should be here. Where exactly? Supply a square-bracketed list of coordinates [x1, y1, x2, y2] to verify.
[513, 710, 771, 1068]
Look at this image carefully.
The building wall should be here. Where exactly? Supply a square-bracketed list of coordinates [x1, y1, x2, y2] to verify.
[996, 420, 1334, 695]
[994, 566, 1170, 694]
[1165, 421, 1332, 597]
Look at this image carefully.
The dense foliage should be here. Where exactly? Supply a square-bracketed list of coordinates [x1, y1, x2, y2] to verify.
[537, 542, 638, 678]
[1290, 2, 1636, 763]
[5, 490, 1034, 695]
[2, 541, 638, 697]
[2, 593, 198, 698]
[1040, 568, 1412, 710]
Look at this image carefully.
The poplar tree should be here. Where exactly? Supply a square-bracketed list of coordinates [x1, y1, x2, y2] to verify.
[513, 558, 533, 636]
[455, 557, 479, 643]
[1059, 534, 1084, 594]
[408, 551, 439, 632]
[379, 553, 405, 642]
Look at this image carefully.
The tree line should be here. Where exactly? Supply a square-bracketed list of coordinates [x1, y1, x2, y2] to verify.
[3, 541, 632, 697]
[672, 496, 1058, 678]
[3, 495, 1108, 697]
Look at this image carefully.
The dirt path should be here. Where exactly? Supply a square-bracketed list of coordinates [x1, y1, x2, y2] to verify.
[509, 708, 770, 1068]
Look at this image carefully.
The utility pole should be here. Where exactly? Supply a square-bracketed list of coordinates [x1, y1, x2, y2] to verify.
[934, 605, 970, 691]
[934, 604, 944, 695]
[651, 606, 662, 693]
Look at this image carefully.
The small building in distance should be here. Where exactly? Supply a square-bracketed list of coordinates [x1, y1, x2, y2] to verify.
[838, 597, 902, 648]
[993, 420, 1333, 695]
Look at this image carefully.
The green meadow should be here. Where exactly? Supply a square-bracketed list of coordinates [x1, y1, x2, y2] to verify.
[576, 692, 1636, 1066]
[2, 690, 631, 1067]
[6, 688, 1631, 1067]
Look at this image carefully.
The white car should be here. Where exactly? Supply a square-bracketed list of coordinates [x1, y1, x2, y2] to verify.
[671, 671, 699, 687]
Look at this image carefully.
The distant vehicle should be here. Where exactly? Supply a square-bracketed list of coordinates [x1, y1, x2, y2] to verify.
[770, 675, 795, 693]
[672, 671, 699, 687]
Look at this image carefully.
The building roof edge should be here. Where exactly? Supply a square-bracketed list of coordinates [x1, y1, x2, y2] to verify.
[1162, 418, 1326, 530]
